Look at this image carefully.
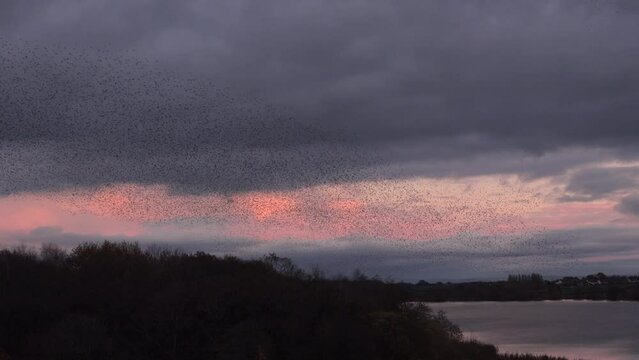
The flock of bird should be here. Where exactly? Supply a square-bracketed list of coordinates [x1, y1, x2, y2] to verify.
[1, 38, 359, 194]
[0, 38, 577, 275]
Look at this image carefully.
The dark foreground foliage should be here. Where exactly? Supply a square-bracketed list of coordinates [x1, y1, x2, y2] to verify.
[499, 355, 570, 360]
[1, 241, 564, 360]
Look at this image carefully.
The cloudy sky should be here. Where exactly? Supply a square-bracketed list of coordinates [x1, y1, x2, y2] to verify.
[2, 0, 639, 280]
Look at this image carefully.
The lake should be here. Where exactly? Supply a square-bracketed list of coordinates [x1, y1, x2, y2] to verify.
[427, 301, 639, 360]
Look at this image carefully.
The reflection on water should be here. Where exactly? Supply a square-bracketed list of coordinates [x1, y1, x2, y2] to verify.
[427, 301, 639, 360]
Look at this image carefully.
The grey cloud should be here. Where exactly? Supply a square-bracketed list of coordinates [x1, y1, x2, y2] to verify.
[6, 225, 639, 281]
[2, 1, 639, 194]
[561, 166, 639, 201]
[217, 226, 639, 279]
[376, 147, 610, 181]
[616, 194, 639, 217]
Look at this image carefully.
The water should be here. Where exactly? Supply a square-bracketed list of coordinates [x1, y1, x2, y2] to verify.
[427, 301, 639, 360]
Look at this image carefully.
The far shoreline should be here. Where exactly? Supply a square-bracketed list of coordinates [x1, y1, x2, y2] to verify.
[402, 273, 639, 302]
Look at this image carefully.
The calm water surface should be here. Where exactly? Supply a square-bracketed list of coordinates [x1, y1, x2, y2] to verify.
[427, 301, 639, 360]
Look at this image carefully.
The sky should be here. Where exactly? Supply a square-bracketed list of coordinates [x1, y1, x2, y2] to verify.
[1, 0, 639, 280]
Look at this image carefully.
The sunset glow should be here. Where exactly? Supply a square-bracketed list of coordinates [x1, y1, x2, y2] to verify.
[2, 174, 633, 246]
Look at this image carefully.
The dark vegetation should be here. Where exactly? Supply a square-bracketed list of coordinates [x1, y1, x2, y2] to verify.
[0, 241, 566, 360]
[405, 273, 639, 302]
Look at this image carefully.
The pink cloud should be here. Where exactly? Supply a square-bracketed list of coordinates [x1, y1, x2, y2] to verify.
[0, 195, 142, 237]
[528, 201, 622, 229]
[2, 176, 628, 243]
[37, 178, 546, 241]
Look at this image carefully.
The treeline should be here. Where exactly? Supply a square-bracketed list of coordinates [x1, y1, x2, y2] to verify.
[0, 241, 565, 360]
[406, 273, 639, 302]
[507, 274, 544, 284]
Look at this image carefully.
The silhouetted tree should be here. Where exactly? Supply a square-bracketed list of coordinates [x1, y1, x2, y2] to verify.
[0, 241, 569, 360]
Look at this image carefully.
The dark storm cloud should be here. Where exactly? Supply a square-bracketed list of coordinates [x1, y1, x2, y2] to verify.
[2, 0, 639, 193]
[0, 42, 370, 194]
[616, 194, 639, 217]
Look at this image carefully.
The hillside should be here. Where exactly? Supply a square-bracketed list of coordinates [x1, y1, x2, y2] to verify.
[1, 241, 565, 360]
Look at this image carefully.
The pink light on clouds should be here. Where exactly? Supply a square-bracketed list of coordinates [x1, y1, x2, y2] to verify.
[3, 175, 625, 244]
[29, 176, 552, 241]
[232, 193, 299, 222]
[0, 194, 142, 237]
[528, 201, 623, 230]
